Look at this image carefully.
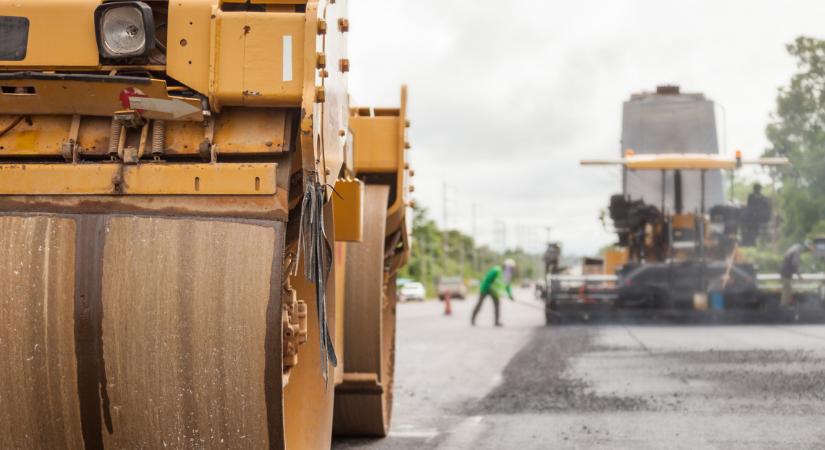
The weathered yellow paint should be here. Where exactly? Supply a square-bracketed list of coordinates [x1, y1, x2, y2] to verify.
[0, 164, 119, 195]
[212, 108, 290, 154]
[0, 115, 70, 156]
[0, 78, 203, 122]
[350, 87, 411, 240]
[211, 11, 305, 109]
[123, 163, 278, 195]
[351, 116, 399, 173]
[167, 0, 217, 96]
[332, 178, 364, 242]
[0, 109, 287, 157]
[317, 0, 349, 188]
[0, 0, 100, 68]
[0, 163, 277, 195]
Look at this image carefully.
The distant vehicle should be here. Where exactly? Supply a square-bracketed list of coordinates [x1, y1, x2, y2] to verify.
[437, 276, 468, 300]
[520, 279, 532, 289]
[395, 278, 412, 301]
[400, 282, 426, 302]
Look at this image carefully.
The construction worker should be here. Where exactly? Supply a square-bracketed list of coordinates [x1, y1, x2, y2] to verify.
[471, 259, 515, 327]
[741, 183, 772, 246]
[781, 241, 813, 306]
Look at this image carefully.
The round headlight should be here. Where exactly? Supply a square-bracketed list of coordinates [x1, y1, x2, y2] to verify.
[95, 2, 155, 59]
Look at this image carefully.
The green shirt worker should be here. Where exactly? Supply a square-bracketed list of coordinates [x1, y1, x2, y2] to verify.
[471, 259, 515, 327]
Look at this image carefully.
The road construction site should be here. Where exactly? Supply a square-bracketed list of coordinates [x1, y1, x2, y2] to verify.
[336, 291, 825, 449]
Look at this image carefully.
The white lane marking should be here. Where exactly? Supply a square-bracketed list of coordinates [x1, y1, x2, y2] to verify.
[282, 35, 293, 82]
[388, 430, 439, 439]
[438, 416, 485, 448]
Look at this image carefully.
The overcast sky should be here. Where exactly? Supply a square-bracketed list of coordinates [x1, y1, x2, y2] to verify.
[347, 0, 825, 256]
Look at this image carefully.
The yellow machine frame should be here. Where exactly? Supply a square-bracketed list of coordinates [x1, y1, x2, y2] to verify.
[0, 1, 403, 448]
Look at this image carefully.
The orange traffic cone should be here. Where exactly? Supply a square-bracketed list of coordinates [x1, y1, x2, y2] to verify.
[444, 290, 452, 316]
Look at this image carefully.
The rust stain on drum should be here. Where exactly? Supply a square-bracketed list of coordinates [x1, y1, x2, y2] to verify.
[99, 216, 279, 448]
[0, 215, 85, 450]
[74, 215, 112, 450]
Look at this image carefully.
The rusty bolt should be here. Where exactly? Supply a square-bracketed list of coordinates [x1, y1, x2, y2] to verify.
[316, 52, 327, 69]
[315, 86, 326, 103]
[405, 120, 411, 128]
[319, 69, 329, 79]
[325, 168, 331, 176]
[338, 129, 346, 137]
[265, 141, 273, 147]
[409, 185, 415, 193]
[407, 200, 417, 209]
[338, 18, 349, 32]
[317, 19, 327, 35]
[404, 163, 410, 170]
[409, 169, 415, 177]
[405, 142, 411, 149]
[339, 58, 350, 73]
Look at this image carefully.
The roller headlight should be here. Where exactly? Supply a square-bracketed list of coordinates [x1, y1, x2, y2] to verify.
[95, 2, 154, 59]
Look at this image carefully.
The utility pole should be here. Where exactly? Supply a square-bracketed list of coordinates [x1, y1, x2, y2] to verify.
[472, 202, 478, 273]
[494, 220, 507, 254]
[442, 181, 448, 276]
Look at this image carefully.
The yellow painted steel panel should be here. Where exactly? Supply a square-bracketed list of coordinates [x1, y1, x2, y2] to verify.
[581, 154, 790, 171]
[212, 11, 305, 108]
[167, 0, 217, 96]
[100, 216, 278, 448]
[317, 0, 349, 188]
[0, 0, 100, 67]
[0, 77, 203, 121]
[351, 87, 411, 239]
[122, 163, 278, 195]
[0, 115, 71, 156]
[213, 107, 289, 153]
[0, 163, 277, 195]
[0, 216, 84, 449]
[628, 155, 738, 170]
[351, 116, 399, 173]
[242, 13, 304, 106]
[212, 12, 245, 107]
[0, 164, 118, 195]
[332, 178, 364, 242]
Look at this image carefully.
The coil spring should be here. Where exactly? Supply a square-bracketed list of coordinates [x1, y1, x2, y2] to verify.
[108, 119, 122, 156]
[152, 120, 166, 156]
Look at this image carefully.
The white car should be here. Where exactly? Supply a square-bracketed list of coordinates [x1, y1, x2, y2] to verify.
[399, 281, 426, 302]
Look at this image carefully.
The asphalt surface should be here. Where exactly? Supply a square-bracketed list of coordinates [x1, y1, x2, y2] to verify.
[333, 289, 825, 449]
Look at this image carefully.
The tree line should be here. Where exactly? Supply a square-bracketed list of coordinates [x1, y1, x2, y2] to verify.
[399, 206, 541, 295]
[741, 36, 825, 271]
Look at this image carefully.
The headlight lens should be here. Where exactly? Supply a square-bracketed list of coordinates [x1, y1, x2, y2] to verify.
[95, 2, 154, 59]
[102, 7, 145, 55]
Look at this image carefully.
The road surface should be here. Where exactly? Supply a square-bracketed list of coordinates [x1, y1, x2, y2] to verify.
[334, 290, 825, 449]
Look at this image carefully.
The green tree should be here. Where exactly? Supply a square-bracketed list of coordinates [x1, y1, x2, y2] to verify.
[399, 204, 541, 296]
[765, 36, 825, 244]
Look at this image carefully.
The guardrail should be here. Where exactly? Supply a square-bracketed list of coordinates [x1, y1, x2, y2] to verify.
[546, 273, 825, 284]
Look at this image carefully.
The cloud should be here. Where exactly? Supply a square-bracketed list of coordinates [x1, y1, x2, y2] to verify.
[348, 0, 825, 254]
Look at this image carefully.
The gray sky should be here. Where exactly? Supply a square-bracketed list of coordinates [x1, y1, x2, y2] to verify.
[347, 0, 825, 255]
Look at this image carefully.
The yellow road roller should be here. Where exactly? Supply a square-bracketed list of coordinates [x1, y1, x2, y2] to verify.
[0, 0, 412, 448]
